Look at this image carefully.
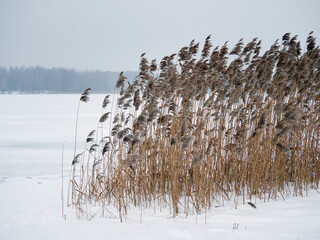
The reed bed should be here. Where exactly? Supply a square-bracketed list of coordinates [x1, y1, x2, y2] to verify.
[69, 33, 320, 221]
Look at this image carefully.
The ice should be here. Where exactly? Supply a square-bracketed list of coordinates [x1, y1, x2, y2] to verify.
[0, 94, 107, 177]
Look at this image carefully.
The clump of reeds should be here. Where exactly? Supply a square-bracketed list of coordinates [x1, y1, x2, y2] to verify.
[68, 32, 320, 221]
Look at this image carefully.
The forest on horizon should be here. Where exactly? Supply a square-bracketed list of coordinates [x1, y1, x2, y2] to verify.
[0, 66, 137, 94]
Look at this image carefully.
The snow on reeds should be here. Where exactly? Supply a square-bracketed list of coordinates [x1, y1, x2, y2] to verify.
[68, 33, 320, 221]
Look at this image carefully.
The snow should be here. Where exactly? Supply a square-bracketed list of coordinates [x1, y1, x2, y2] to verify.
[0, 94, 320, 240]
[1, 175, 320, 240]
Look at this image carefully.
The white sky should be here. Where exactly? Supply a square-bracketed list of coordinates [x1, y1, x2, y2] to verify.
[0, 0, 319, 71]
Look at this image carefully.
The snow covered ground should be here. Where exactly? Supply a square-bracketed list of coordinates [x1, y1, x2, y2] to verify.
[0, 94, 319, 240]
[1, 175, 320, 240]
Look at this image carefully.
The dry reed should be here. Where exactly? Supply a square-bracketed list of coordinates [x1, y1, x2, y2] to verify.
[69, 33, 320, 220]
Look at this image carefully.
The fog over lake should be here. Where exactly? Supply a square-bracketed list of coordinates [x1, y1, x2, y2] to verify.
[0, 94, 109, 177]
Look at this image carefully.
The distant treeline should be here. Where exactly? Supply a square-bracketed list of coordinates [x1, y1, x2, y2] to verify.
[0, 66, 137, 93]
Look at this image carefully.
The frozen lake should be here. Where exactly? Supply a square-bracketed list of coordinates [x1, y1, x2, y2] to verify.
[0, 94, 108, 177]
[0, 94, 320, 240]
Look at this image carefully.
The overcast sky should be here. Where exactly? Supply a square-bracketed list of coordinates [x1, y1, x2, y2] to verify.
[0, 0, 319, 71]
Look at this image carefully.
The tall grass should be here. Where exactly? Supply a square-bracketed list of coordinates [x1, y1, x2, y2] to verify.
[69, 33, 320, 220]
[68, 88, 91, 207]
